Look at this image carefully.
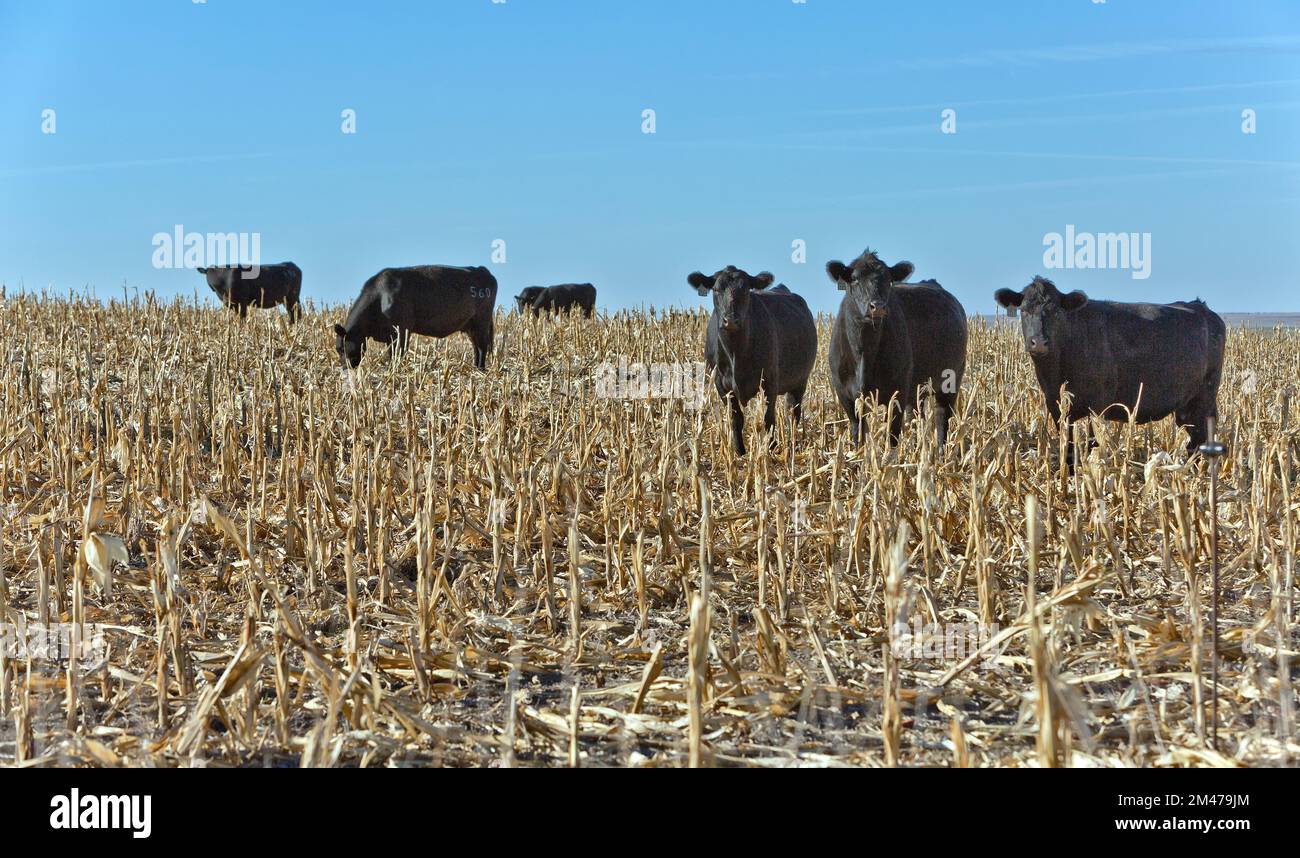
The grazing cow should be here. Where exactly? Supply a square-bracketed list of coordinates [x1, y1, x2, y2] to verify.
[687, 266, 818, 455]
[994, 276, 1225, 454]
[334, 265, 497, 370]
[532, 283, 597, 318]
[514, 286, 545, 313]
[826, 250, 967, 447]
[198, 262, 302, 321]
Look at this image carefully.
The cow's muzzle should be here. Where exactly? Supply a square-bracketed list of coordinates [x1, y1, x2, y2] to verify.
[1026, 339, 1049, 356]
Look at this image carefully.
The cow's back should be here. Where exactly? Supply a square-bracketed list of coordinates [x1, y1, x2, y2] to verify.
[751, 290, 818, 392]
[538, 283, 596, 314]
[1052, 299, 1220, 422]
[217, 263, 298, 307]
[896, 281, 967, 398]
[373, 266, 495, 337]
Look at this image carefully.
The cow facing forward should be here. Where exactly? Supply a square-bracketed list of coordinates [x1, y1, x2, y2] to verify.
[334, 265, 497, 370]
[198, 262, 302, 321]
[995, 276, 1225, 454]
[688, 267, 817, 455]
[826, 250, 967, 447]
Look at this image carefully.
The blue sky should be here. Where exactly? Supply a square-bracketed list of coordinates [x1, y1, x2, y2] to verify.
[1, 0, 1297, 314]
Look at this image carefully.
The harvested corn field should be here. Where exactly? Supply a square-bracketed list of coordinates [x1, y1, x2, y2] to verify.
[0, 295, 1296, 767]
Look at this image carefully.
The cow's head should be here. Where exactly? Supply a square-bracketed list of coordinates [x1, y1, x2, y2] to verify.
[688, 266, 775, 334]
[515, 287, 542, 313]
[197, 267, 226, 298]
[994, 277, 1088, 357]
[334, 323, 365, 368]
[825, 250, 913, 322]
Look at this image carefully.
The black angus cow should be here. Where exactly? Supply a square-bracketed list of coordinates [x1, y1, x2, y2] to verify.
[198, 262, 302, 321]
[334, 265, 497, 370]
[532, 283, 597, 318]
[994, 276, 1225, 454]
[826, 250, 967, 448]
[688, 267, 818, 455]
[514, 286, 545, 313]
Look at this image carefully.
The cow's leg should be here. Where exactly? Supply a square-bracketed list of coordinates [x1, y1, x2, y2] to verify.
[888, 409, 903, 448]
[285, 296, 301, 324]
[935, 398, 952, 449]
[466, 320, 483, 370]
[786, 383, 806, 425]
[1180, 371, 1222, 456]
[1178, 408, 1206, 455]
[838, 393, 862, 445]
[462, 329, 478, 369]
[471, 313, 494, 371]
[728, 394, 747, 456]
[762, 389, 779, 449]
[1059, 415, 1093, 470]
[1178, 397, 1217, 456]
[1046, 392, 1072, 469]
[887, 397, 906, 448]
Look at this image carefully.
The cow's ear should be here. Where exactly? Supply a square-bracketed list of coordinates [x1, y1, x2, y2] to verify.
[334, 324, 348, 337]
[1060, 290, 1089, 311]
[196, 267, 208, 274]
[994, 288, 1023, 308]
[888, 261, 914, 283]
[687, 271, 714, 297]
[826, 261, 850, 290]
[753, 271, 775, 289]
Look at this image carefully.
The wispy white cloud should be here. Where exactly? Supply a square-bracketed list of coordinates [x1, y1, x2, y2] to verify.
[832, 166, 1249, 202]
[804, 79, 1300, 117]
[723, 168, 1261, 218]
[666, 100, 1300, 167]
[0, 151, 289, 180]
[895, 35, 1300, 71]
[702, 37, 1300, 82]
[743, 143, 1300, 171]
[813, 99, 1300, 138]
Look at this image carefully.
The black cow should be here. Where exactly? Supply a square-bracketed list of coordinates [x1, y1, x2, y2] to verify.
[515, 286, 545, 313]
[334, 265, 497, 370]
[994, 276, 1225, 454]
[687, 267, 818, 455]
[826, 250, 967, 448]
[532, 283, 597, 318]
[198, 262, 302, 321]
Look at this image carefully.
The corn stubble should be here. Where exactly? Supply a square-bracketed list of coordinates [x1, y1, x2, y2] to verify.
[0, 294, 1295, 768]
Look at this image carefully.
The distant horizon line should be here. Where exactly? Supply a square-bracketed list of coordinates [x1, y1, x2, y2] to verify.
[0, 285, 1295, 319]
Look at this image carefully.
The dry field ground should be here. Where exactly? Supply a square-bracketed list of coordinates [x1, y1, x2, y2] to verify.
[0, 294, 1296, 768]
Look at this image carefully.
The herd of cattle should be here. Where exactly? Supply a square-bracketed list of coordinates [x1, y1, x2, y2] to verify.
[200, 250, 1226, 458]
